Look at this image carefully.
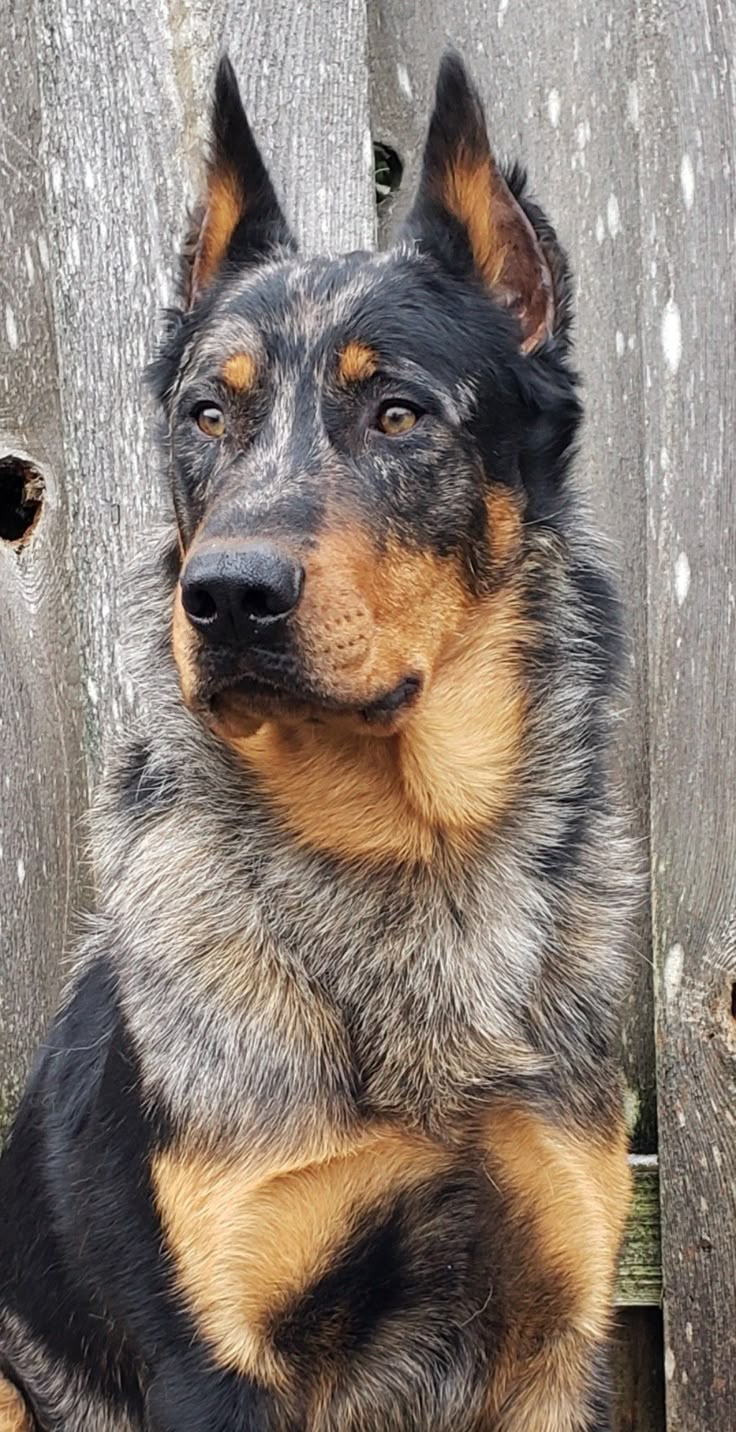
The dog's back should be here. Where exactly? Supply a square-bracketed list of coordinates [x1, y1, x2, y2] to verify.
[0, 53, 635, 1432]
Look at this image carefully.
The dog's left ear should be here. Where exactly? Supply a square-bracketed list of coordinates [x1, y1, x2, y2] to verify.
[186, 56, 296, 305]
[403, 53, 555, 352]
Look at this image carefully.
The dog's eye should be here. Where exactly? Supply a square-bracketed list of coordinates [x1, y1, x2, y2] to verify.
[375, 403, 418, 436]
[193, 404, 226, 439]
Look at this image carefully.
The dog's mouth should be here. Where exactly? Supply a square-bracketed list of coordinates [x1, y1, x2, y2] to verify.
[201, 665, 423, 735]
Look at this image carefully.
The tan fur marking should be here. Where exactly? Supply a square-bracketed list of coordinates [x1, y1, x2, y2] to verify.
[240, 581, 529, 863]
[337, 342, 378, 385]
[485, 1107, 632, 1428]
[0, 1378, 31, 1432]
[173, 508, 530, 861]
[297, 527, 467, 702]
[192, 167, 243, 298]
[486, 1106, 631, 1330]
[400, 588, 528, 841]
[245, 723, 432, 863]
[486, 485, 523, 571]
[221, 351, 258, 392]
[171, 582, 200, 709]
[153, 1129, 453, 1386]
[436, 149, 553, 349]
[491, 1328, 610, 1432]
[440, 152, 509, 289]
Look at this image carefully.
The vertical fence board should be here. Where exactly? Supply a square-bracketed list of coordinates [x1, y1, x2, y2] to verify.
[613, 1310, 667, 1432]
[368, 0, 657, 1156]
[35, 1, 196, 779]
[0, 0, 87, 1125]
[637, 0, 736, 1424]
[223, 0, 375, 257]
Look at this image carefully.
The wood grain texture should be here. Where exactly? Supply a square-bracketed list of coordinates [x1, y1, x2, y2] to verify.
[368, 0, 657, 1153]
[0, 0, 87, 1127]
[636, 0, 736, 1424]
[613, 1309, 666, 1432]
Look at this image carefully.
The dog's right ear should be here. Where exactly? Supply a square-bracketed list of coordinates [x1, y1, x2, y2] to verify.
[185, 56, 296, 306]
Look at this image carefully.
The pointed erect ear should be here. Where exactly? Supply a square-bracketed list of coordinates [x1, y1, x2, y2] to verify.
[404, 53, 555, 352]
[186, 56, 295, 305]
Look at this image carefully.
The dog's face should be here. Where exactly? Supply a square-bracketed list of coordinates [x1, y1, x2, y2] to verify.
[152, 54, 579, 744]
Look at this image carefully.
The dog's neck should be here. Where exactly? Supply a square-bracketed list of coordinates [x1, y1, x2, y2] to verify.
[102, 528, 632, 1143]
[231, 592, 529, 867]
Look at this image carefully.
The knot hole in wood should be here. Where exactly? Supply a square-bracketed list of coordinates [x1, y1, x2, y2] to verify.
[0, 454, 45, 548]
[374, 141, 403, 209]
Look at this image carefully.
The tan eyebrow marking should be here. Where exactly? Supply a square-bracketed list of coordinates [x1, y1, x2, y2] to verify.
[221, 351, 258, 392]
[337, 342, 378, 385]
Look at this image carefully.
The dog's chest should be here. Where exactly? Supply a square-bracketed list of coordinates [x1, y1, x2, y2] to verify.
[150, 1096, 621, 1430]
[151, 1123, 504, 1428]
[116, 829, 538, 1145]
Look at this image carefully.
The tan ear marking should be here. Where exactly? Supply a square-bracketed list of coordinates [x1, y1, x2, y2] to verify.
[222, 351, 258, 392]
[337, 342, 378, 385]
[440, 152, 509, 290]
[191, 167, 243, 301]
[0, 1376, 32, 1432]
[438, 149, 554, 350]
[486, 485, 523, 570]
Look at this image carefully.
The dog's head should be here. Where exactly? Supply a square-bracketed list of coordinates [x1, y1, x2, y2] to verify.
[151, 53, 580, 748]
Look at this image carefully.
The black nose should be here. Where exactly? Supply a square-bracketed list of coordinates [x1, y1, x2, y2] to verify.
[180, 543, 304, 644]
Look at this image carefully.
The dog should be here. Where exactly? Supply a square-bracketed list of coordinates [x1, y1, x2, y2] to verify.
[0, 51, 636, 1432]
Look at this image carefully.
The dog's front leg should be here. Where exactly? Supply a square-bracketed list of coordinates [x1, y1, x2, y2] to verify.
[483, 1104, 631, 1432]
[487, 1332, 615, 1432]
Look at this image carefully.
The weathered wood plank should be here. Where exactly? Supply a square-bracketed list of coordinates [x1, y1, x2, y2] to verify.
[34, 1, 197, 778]
[0, 0, 87, 1127]
[637, 0, 736, 1424]
[222, 0, 375, 256]
[368, 0, 657, 1152]
[613, 1309, 666, 1432]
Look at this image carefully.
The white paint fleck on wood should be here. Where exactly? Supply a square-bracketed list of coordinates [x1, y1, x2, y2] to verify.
[661, 299, 683, 374]
[674, 552, 691, 606]
[680, 153, 695, 210]
[664, 944, 685, 1001]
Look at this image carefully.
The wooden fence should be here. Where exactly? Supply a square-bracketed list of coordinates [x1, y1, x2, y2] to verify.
[1, 2, 734, 1427]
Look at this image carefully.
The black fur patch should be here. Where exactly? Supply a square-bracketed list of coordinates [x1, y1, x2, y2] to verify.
[274, 1172, 504, 1368]
[117, 740, 179, 815]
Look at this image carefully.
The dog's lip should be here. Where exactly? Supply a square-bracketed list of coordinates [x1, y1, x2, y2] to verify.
[204, 665, 423, 724]
[358, 674, 423, 721]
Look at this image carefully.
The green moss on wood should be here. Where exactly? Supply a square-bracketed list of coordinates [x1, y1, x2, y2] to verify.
[617, 1156, 662, 1307]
